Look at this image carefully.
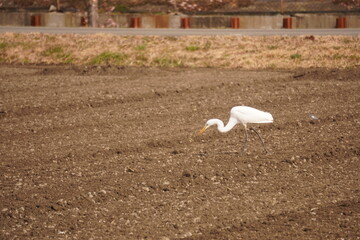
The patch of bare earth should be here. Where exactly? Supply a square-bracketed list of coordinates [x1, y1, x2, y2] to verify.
[0, 65, 359, 239]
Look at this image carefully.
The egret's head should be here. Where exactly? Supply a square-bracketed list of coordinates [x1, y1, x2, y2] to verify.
[198, 119, 217, 135]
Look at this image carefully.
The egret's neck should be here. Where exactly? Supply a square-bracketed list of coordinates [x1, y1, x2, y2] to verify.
[212, 117, 238, 133]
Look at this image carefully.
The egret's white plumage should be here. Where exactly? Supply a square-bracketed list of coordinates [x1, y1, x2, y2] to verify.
[199, 106, 273, 153]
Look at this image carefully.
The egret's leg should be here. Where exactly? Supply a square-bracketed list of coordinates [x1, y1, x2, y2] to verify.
[242, 125, 249, 152]
[250, 127, 269, 153]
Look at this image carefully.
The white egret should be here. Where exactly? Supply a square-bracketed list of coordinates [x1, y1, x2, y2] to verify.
[199, 106, 273, 153]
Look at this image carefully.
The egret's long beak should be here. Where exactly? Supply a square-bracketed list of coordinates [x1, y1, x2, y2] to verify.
[198, 126, 208, 135]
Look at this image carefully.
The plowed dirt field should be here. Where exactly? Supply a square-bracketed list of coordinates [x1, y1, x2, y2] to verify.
[1, 65, 359, 239]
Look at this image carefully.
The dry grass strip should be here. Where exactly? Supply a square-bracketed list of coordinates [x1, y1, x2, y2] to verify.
[0, 33, 359, 69]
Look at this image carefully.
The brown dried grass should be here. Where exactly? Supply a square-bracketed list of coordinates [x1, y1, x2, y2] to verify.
[0, 32, 359, 69]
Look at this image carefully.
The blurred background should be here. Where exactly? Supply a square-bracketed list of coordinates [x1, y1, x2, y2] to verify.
[0, 0, 359, 28]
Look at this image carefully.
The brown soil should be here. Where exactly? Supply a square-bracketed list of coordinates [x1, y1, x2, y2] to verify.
[0, 65, 359, 239]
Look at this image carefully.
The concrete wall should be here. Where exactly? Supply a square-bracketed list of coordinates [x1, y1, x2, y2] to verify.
[0, 11, 83, 27]
[187, 15, 284, 29]
[188, 14, 360, 29]
[108, 14, 128, 28]
[0, 11, 359, 29]
[45, 13, 65, 27]
[240, 15, 284, 29]
[347, 15, 360, 28]
[169, 14, 181, 29]
[0, 11, 30, 26]
[190, 16, 232, 28]
[293, 13, 360, 28]
[64, 12, 82, 28]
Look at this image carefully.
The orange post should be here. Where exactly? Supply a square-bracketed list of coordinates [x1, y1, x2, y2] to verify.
[130, 17, 141, 28]
[181, 18, 190, 29]
[336, 17, 346, 28]
[31, 15, 42, 26]
[283, 17, 292, 29]
[230, 17, 240, 29]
